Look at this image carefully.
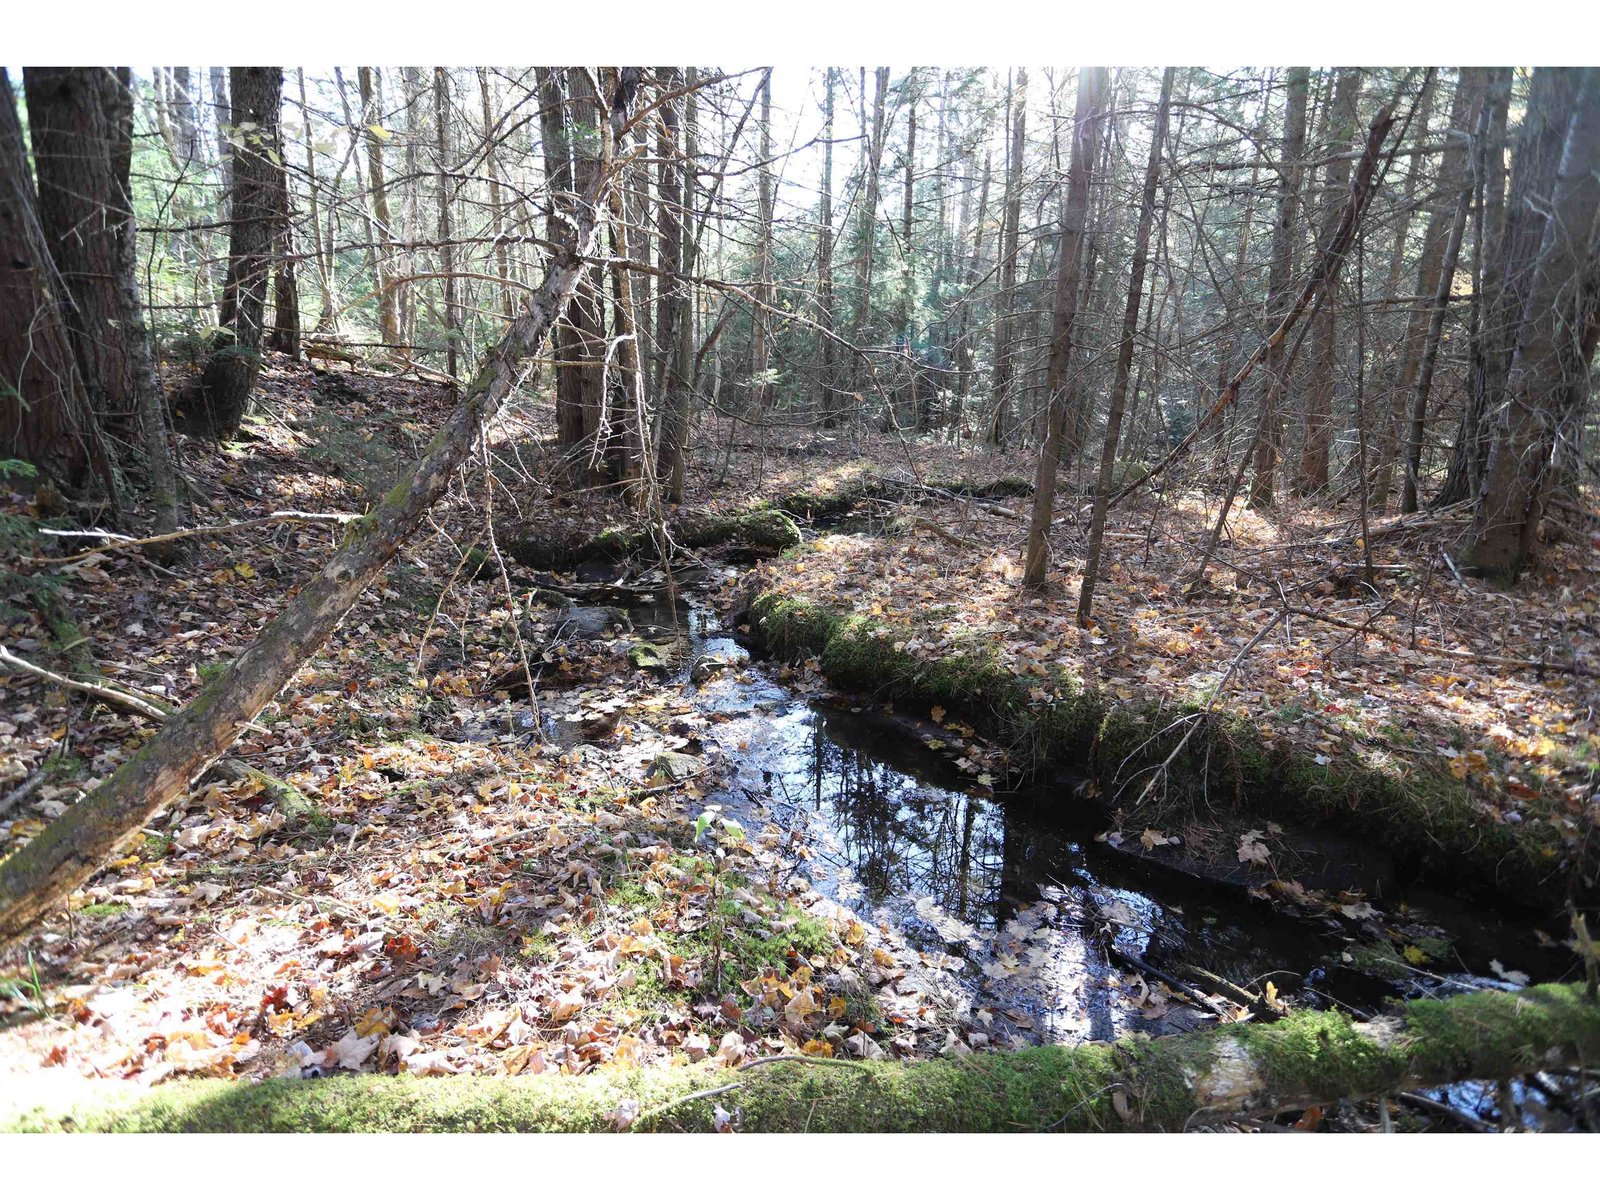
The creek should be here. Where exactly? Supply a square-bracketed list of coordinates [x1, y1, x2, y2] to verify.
[518, 542, 1585, 1130]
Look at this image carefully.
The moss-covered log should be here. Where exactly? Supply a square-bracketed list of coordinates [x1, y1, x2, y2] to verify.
[505, 506, 802, 569]
[745, 591, 1578, 909]
[5, 984, 1596, 1133]
[502, 476, 1032, 570]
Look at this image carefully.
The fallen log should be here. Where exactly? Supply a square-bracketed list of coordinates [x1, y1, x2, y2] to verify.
[0, 76, 634, 943]
[4, 984, 1595, 1132]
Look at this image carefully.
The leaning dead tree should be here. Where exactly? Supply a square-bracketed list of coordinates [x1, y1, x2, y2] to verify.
[0, 73, 637, 943]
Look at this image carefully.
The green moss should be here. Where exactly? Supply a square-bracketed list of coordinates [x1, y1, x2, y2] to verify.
[73, 902, 132, 919]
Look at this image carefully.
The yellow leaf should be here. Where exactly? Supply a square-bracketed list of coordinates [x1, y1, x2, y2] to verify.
[1402, 945, 1429, 965]
[233, 562, 257, 579]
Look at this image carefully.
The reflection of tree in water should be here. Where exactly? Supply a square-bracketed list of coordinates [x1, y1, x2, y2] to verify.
[802, 711, 1007, 925]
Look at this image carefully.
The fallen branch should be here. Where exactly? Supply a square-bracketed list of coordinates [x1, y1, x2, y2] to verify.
[0, 645, 173, 723]
[32, 510, 361, 564]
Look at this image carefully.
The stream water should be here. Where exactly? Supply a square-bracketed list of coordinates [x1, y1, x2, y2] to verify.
[526, 552, 1586, 1129]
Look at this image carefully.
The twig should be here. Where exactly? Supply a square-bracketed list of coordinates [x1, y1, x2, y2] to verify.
[32, 510, 360, 563]
[1397, 1089, 1496, 1133]
[0, 645, 173, 722]
[0, 770, 47, 820]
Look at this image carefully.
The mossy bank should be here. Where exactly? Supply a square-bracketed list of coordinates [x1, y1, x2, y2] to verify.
[744, 590, 1583, 911]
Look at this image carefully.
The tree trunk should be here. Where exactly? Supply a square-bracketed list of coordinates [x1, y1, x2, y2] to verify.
[654, 67, 692, 499]
[1294, 67, 1360, 495]
[477, 68, 515, 321]
[433, 68, 460, 395]
[1077, 68, 1174, 626]
[177, 68, 282, 440]
[1371, 71, 1476, 513]
[1400, 69, 1488, 513]
[951, 148, 992, 440]
[988, 69, 1028, 446]
[751, 70, 774, 415]
[0, 75, 634, 940]
[1464, 68, 1600, 579]
[21, 984, 1600, 1133]
[543, 68, 608, 487]
[1246, 66, 1309, 510]
[106, 67, 180, 544]
[816, 68, 838, 427]
[265, 80, 301, 359]
[357, 67, 401, 350]
[899, 70, 918, 428]
[0, 68, 116, 498]
[849, 67, 889, 394]
[24, 68, 149, 439]
[295, 69, 337, 334]
[1439, 69, 1568, 507]
[1021, 67, 1107, 589]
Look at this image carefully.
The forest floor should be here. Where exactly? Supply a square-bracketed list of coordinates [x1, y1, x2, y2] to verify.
[1, 355, 1597, 1129]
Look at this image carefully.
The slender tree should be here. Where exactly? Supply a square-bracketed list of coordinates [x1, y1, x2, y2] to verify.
[1022, 67, 1107, 588]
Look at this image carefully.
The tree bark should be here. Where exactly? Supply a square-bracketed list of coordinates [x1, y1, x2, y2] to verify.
[654, 67, 693, 498]
[1021, 67, 1107, 589]
[1371, 71, 1476, 513]
[816, 68, 838, 427]
[1246, 66, 1309, 510]
[357, 67, 401, 349]
[1464, 68, 1600, 579]
[542, 68, 608, 487]
[988, 69, 1028, 446]
[1077, 68, 1174, 626]
[176, 67, 282, 441]
[1294, 67, 1360, 495]
[1439, 69, 1568, 507]
[17, 984, 1600, 1133]
[24, 68, 149, 438]
[1400, 69, 1488, 513]
[0, 68, 116, 497]
[0, 76, 634, 941]
[433, 68, 460, 396]
[849, 67, 889, 395]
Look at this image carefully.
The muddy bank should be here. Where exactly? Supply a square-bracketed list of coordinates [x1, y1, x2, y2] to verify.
[741, 590, 1580, 913]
